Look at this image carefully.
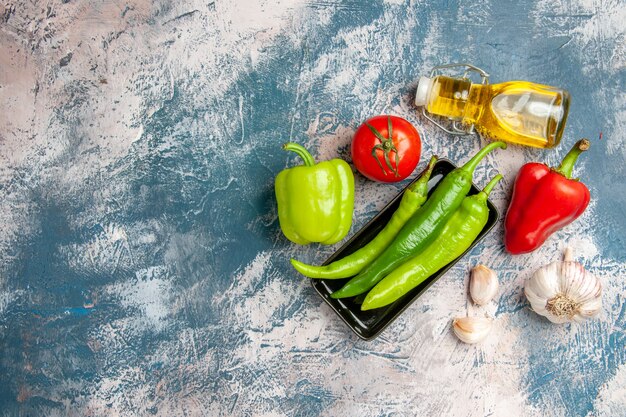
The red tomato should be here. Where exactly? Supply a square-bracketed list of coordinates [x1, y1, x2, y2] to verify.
[351, 115, 421, 182]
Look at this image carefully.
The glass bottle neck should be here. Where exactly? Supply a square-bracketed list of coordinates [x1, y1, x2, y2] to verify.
[425, 76, 486, 123]
[463, 83, 489, 124]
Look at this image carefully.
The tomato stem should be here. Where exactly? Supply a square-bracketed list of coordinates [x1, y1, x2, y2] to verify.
[366, 116, 400, 177]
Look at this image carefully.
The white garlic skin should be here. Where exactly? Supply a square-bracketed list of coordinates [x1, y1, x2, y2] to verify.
[452, 317, 493, 344]
[524, 248, 602, 324]
[469, 265, 499, 305]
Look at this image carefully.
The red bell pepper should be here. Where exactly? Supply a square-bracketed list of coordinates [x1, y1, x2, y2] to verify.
[505, 139, 591, 254]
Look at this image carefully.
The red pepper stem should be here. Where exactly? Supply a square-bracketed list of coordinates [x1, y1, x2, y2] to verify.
[408, 155, 438, 193]
[460, 141, 507, 175]
[283, 142, 316, 167]
[481, 174, 503, 197]
[554, 139, 590, 179]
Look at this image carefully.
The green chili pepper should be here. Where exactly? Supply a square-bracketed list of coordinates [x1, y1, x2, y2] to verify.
[361, 174, 503, 310]
[275, 142, 354, 245]
[289, 155, 438, 279]
[331, 141, 506, 299]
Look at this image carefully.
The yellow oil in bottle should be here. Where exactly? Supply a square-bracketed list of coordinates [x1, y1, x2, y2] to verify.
[420, 75, 570, 148]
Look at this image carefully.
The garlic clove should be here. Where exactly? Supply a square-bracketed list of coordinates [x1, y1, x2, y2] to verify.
[525, 262, 560, 304]
[452, 316, 493, 344]
[469, 265, 499, 305]
[573, 293, 602, 322]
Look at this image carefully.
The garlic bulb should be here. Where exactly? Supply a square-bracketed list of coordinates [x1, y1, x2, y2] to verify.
[524, 247, 602, 324]
[469, 265, 499, 305]
[452, 317, 493, 344]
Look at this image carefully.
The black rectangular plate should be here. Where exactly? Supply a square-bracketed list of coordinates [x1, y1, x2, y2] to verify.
[311, 158, 500, 340]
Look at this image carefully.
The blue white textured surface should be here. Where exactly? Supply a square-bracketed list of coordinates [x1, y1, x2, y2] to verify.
[1, 0, 625, 416]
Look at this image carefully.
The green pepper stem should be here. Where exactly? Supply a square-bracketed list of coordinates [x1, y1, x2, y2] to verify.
[283, 142, 316, 167]
[473, 173, 502, 203]
[408, 155, 438, 192]
[461, 141, 507, 174]
[554, 139, 590, 179]
[480, 173, 503, 197]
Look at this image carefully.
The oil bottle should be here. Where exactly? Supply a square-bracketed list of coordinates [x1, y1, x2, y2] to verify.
[414, 63, 570, 148]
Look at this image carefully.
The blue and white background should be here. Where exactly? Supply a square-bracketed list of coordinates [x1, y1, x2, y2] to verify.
[1, 0, 625, 416]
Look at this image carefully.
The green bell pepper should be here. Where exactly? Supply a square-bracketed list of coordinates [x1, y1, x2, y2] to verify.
[275, 142, 354, 245]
